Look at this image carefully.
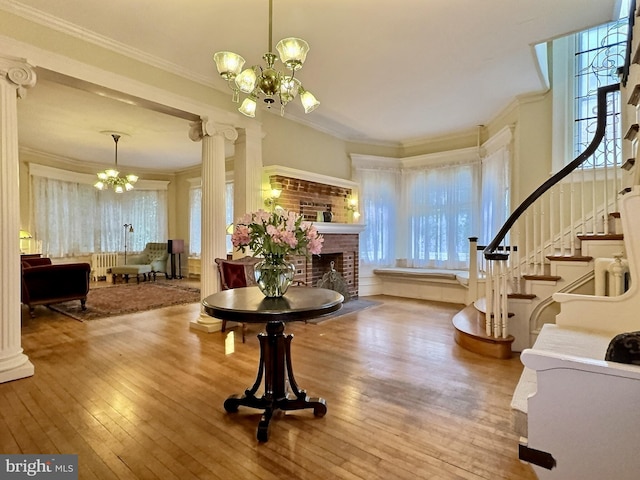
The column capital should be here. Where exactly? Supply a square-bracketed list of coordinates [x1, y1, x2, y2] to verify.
[0, 56, 37, 98]
[189, 118, 238, 142]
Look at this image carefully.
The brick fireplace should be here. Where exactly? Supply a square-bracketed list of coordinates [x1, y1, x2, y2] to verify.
[264, 166, 363, 298]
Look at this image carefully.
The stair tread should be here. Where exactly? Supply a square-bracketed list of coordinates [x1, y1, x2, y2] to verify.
[546, 255, 593, 262]
[576, 233, 624, 241]
[522, 274, 561, 281]
[508, 293, 537, 299]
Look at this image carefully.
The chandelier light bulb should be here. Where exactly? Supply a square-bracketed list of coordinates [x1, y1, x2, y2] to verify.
[94, 181, 105, 190]
[235, 67, 258, 93]
[276, 37, 309, 70]
[280, 76, 301, 103]
[300, 88, 320, 113]
[213, 51, 245, 80]
[239, 96, 258, 117]
[126, 174, 139, 183]
[114, 185, 124, 194]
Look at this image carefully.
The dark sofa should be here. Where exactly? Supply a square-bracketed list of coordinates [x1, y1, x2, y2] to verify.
[21, 257, 91, 318]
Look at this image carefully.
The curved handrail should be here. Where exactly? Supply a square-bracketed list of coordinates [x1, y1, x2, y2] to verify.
[484, 83, 621, 260]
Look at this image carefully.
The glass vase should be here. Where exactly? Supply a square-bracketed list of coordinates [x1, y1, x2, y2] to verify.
[254, 256, 296, 298]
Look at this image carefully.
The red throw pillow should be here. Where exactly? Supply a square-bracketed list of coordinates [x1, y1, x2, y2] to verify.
[222, 262, 247, 289]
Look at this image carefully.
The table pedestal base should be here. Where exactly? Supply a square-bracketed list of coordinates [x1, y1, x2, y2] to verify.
[223, 320, 327, 442]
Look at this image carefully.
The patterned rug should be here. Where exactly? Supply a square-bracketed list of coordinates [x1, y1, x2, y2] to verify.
[49, 282, 201, 321]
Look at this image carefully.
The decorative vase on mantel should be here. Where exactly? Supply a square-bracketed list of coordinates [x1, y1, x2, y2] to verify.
[254, 255, 296, 298]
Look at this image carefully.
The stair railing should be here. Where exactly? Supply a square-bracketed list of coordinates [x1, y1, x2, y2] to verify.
[481, 83, 621, 339]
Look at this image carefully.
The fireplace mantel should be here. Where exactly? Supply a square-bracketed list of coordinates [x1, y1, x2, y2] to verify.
[314, 223, 365, 235]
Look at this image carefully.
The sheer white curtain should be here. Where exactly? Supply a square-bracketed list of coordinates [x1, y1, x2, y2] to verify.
[32, 177, 100, 256]
[32, 175, 168, 257]
[189, 186, 202, 256]
[188, 180, 234, 257]
[405, 162, 479, 269]
[225, 181, 234, 253]
[480, 145, 510, 245]
[355, 167, 401, 267]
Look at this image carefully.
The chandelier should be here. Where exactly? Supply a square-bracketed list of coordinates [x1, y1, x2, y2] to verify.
[94, 134, 139, 193]
[213, 0, 319, 118]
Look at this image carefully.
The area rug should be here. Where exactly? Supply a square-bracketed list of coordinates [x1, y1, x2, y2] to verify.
[309, 297, 382, 324]
[49, 282, 201, 321]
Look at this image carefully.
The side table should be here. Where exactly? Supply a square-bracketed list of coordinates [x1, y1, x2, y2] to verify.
[202, 286, 343, 441]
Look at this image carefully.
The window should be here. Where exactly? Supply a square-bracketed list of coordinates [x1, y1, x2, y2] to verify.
[480, 129, 512, 246]
[188, 185, 202, 256]
[353, 145, 505, 271]
[31, 167, 168, 257]
[405, 163, 479, 269]
[188, 179, 234, 257]
[573, 19, 627, 167]
[552, 18, 628, 170]
[356, 166, 400, 266]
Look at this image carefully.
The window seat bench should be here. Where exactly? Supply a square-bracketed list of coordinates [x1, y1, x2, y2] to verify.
[373, 267, 469, 285]
[371, 267, 471, 304]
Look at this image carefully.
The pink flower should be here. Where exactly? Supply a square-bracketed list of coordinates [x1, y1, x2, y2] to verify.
[231, 225, 251, 247]
[308, 235, 324, 255]
[231, 208, 323, 258]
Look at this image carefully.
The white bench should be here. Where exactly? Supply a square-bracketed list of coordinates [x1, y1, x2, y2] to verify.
[512, 323, 640, 479]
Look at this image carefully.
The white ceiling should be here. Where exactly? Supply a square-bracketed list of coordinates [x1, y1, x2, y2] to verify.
[5, 0, 623, 171]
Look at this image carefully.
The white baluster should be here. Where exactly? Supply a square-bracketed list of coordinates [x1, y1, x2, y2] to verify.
[485, 260, 494, 337]
[501, 260, 509, 338]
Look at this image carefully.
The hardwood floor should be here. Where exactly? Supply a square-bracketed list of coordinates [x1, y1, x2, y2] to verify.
[2, 291, 535, 479]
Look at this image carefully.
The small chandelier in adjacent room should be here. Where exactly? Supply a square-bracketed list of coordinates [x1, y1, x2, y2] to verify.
[213, 0, 320, 118]
[94, 133, 139, 193]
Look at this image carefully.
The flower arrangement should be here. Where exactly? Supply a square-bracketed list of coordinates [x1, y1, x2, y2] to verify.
[231, 208, 324, 259]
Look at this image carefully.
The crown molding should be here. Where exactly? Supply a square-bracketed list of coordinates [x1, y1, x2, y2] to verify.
[19, 146, 180, 177]
[0, 0, 214, 88]
[28, 162, 169, 190]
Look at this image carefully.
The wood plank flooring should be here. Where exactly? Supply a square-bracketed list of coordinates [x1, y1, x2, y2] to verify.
[2, 290, 535, 479]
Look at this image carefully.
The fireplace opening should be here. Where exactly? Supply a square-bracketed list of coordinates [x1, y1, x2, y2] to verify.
[312, 253, 343, 287]
[290, 233, 359, 298]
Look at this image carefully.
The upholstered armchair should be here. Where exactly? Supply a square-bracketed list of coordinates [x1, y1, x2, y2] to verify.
[127, 242, 169, 278]
[215, 256, 262, 342]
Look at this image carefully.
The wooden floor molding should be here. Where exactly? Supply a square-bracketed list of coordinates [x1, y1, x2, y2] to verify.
[2, 293, 535, 479]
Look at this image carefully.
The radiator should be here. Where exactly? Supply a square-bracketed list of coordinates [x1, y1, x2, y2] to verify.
[594, 256, 630, 297]
[91, 253, 119, 281]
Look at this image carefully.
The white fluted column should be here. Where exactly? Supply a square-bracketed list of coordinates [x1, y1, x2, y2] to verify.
[189, 119, 237, 332]
[232, 127, 264, 243]
[0, 56, 35, 383]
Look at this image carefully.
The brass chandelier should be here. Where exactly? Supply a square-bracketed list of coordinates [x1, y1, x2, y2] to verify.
[213, 0, 319, 118]
[94, 133, 139, 193]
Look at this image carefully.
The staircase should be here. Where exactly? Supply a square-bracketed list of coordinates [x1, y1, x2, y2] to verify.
[453, 83, 636, 357]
